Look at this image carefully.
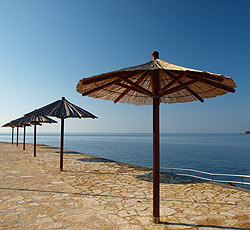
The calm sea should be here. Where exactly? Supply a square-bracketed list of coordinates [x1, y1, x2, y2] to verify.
[1, 132, 250, 185]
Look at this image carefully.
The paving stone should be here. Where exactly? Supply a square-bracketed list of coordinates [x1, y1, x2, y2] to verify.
[0, 142, 249, 229]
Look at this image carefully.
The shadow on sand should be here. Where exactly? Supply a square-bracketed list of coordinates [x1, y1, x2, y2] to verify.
[77, 157, 116, 163]
[159, 221, 249, 230]
[55, 151, 83, 155]
[136, 171, 202, 185]
[40, 146, 60, 150]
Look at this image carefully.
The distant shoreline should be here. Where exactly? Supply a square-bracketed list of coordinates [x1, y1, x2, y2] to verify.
[241, 131, 250, 135]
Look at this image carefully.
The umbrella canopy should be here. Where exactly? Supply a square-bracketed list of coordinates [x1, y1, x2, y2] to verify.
[12, 115, 56, 125]
[76, 51, 236, 223]
[25, 97, 97, 170]
[11, 115, 56, 153]
[26, 97, 97, 119]
[77, 52, 235, 105]
[2, 121, 18, 128]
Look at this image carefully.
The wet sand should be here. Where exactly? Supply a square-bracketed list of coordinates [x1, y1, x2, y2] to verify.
[0, 142, 250, 229]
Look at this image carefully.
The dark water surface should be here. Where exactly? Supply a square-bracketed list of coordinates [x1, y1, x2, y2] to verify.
[1, 132, 250, 178]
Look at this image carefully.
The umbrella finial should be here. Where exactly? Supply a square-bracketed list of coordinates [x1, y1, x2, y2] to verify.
[62, 97, 65, 100]
[152, 51, 159, 60]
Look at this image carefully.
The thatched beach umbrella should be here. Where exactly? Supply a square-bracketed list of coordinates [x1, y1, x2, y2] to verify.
[11, 115, 57, 154]
[15, 124, 23, 146]
[25, 97, 97, 171]
[2, 121, 18, 144]
[11, 117, 31, 150]
[76, 51, 236, 223]
[29, 116, 57, 157]
[21, 124, 30, 150]
[7, 122, 23, 146]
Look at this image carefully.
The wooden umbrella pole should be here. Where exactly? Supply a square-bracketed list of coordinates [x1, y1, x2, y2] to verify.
[153, 88, 160, 223]
[152, 52, 160, 224]
[153, 95, 160, 224]
[34, 124, 37, 157]
[23, 126, 26, 150]
[60, 117, 64, 171]
[17, 127, 19, 146]
[12, 127, 14, 144]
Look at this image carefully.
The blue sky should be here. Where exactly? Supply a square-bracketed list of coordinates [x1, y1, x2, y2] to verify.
[0, 0, 249, 133]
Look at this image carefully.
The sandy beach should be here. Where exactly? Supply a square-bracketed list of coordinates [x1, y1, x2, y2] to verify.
[0, 142, 250, 230]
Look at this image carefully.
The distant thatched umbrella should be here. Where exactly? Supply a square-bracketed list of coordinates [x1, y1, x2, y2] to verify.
[76, 51, 236, 223]
[11, 117, 31, 150]
[4, 121, 24, 146]
[25, 97, 97, 170]
[11, 115, 57, 154]
[29, 116, 57, 157]
[2, 121, 21, 144]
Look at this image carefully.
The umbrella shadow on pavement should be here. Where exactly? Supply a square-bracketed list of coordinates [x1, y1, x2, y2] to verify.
[136, 172, 202, 185]
[54, 151, 83, 155]
[158, 221, 249, 230]
[40, 146, 60, 150]
[77, 157, 117, 163]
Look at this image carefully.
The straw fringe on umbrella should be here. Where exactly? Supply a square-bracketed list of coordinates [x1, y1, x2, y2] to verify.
[76, 51, 236, 223]
[25, 97, 97, 171]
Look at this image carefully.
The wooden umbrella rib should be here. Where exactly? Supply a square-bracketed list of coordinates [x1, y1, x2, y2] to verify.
[161, 79, 199, 96]
[116, 82, 150, 96]
[159, 73, 186, 97]
[81, 70, 142, 85]
[82, 79, 121, 96]
[164, 70, 232, 101]
[114, 72, 148, 103]
[184, 87, 204, 103]
[188, 71, 225, 81]
[80, 74, 117, 85]
[114, 86, 133, 103]
[170, 70, 225, 82]
[176, 77, 204, 103]
[119, 76, 153, 97]
[185, 76, 235, 93]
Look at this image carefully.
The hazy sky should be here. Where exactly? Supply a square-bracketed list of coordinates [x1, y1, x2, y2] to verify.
[0, 0, 249, 134]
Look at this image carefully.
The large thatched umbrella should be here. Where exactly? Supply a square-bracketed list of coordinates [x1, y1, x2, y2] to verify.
[11, 115, 57, 154]
[25, 97, 97, 171]
[76, 51, 236, 223]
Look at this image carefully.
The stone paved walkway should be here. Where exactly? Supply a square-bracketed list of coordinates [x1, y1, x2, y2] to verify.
[0, 142, 250, 230]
